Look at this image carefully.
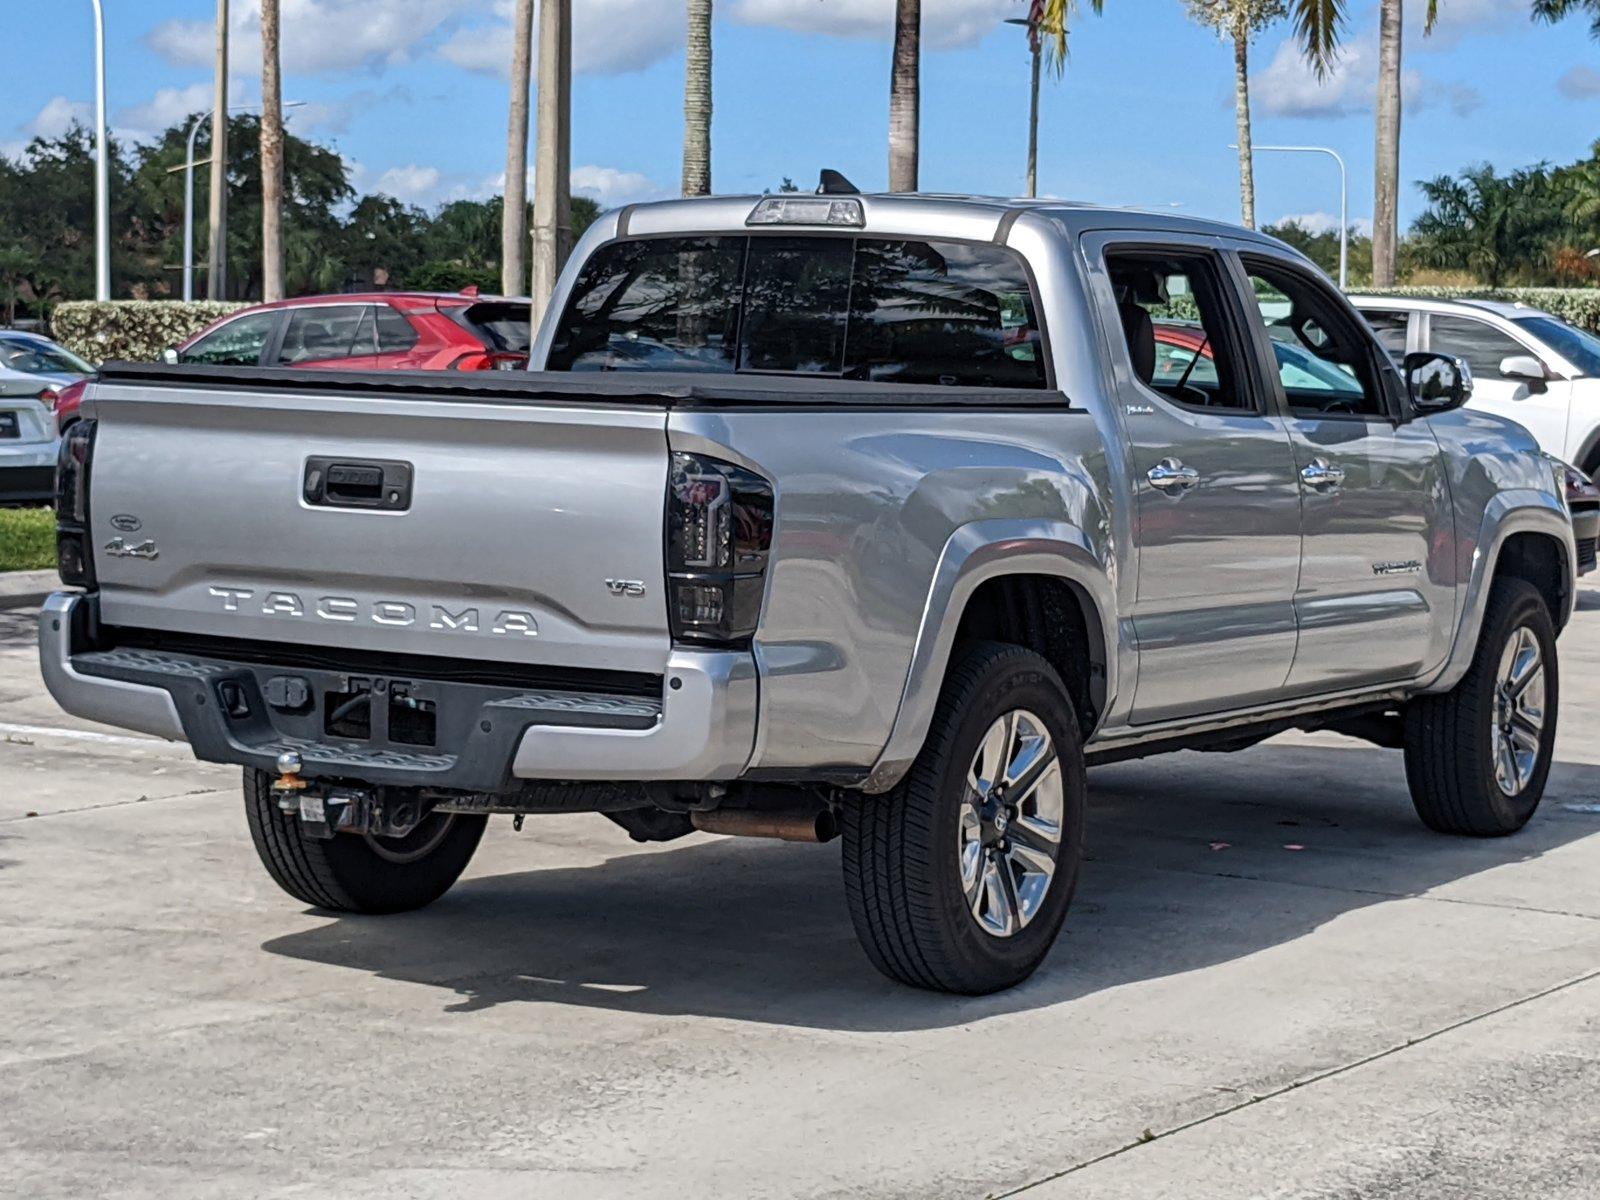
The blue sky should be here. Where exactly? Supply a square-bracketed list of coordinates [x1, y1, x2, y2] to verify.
[6, 0, 1596, 234]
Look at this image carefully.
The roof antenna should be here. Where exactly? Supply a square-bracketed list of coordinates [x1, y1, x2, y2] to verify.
[818, 169, 860, 196]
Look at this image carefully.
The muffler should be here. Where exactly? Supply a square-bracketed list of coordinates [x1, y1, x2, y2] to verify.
[691, 805, 838, 844]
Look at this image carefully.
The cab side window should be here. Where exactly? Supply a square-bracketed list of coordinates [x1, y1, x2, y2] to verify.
[1104, 249, 1254, 413]
[1243, 260, 1388, 418]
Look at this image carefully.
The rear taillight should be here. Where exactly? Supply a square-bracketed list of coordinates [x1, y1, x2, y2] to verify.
[665, 452, 774, 646]
[38, 387, 59, 411]
[55, 419, 97, 588]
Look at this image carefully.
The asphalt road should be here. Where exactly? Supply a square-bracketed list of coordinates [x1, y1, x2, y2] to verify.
[3, 590, 1599, 1199]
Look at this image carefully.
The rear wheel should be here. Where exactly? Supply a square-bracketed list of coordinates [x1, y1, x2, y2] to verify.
[841, 642, 1086, 994]
[1403, 578, 1558, 836]
[243, 769, 487, 913]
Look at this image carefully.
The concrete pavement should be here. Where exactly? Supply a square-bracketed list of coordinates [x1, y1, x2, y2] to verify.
[2, 592, 1598, 1198]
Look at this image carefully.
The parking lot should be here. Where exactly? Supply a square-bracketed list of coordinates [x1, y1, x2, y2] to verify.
[2, 587, 1598, 1199]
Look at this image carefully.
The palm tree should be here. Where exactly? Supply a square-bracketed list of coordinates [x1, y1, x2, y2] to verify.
[503, 0, 535, 295]
[888, 0, 919, 191]
[1534, 0, 1600, 38]
[1035, 0, 1108, 66]
[1412, 163, 1561, 287]
[260, 0, 285, 301]
[1283, 1, 1440, 287]
[683, 0, 713, 196]
[1185, 1, 1285, 229]
[1026, 2, 1107, 198]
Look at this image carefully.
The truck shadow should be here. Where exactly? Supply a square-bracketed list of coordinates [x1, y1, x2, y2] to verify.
[260, 742, 1600, 1033]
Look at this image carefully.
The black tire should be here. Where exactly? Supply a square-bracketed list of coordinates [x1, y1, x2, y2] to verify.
[1403, 578, 1559, 836]
[243, 769, 487, 913]
[841, 642, 1087, 994]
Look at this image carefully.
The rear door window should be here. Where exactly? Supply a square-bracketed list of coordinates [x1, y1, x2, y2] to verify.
[546, 235, 1047, 387]
[277, 305, 373, 365]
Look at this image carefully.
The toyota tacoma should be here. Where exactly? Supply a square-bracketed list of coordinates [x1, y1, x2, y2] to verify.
[41, 188, 1576, 993]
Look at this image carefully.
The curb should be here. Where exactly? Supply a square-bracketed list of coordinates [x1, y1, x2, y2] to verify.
[0, 570, 58, 611]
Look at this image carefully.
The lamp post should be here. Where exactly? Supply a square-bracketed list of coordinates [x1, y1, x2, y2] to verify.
[1004, 16, 1042, 199]
[1231, 142, 1349, 289]
[174, 102, 302, 301]
[90, 0, 110, 301]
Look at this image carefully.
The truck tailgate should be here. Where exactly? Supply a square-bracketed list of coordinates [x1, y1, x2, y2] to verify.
[85, 380, 672, 675]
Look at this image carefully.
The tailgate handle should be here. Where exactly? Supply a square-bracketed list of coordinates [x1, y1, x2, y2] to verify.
[304, 457, 413, 511]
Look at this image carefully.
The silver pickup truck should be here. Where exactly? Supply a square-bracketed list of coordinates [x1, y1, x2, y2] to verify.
[41, 191, 1576, 994]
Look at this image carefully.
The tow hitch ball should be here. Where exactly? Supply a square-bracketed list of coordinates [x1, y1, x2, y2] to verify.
[270, 751, 421, 840]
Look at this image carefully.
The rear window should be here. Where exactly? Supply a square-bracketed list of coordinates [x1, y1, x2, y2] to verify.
[546, 235, 1047, 388]
[447, 301, 530, 355]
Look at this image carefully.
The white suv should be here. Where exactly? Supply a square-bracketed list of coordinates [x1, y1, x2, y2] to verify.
[1351, 296, 1600, 477]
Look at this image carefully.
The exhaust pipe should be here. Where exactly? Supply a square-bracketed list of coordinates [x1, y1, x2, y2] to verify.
[691, 805, 838, 844]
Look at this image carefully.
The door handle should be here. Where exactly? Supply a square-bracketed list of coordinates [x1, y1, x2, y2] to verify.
[1300, 458, 1346, 492]
[1147, 458, 1200, 494]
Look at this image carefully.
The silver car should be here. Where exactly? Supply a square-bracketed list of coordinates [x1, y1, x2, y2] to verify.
[0, 332, 89, 504]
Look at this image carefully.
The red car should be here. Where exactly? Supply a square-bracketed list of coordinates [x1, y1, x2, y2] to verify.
[56, 290, 529, 432]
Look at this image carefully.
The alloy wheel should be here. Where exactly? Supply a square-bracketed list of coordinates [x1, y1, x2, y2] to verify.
[958, 709, 1065, 938]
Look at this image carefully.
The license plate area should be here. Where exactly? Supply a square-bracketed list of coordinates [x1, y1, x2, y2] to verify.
[0, 412, 19, 440]
[320, 677, 435, 747]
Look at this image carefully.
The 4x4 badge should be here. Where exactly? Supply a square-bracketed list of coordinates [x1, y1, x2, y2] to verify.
[104, 537, 159, 560]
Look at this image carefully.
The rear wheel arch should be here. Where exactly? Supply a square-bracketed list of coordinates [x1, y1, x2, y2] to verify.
[950, 573, 1107, 743]
[866, 524, 1117, 793]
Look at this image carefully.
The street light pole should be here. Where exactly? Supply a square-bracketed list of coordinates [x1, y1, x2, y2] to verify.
[182, 113, 206, 302]
[206, 0, 230, 300]
[176, 102, 303, 302]
[90, 0, 110, 301]
[1232, 143, 1349, 289]
[1004, 16, 1042, 200]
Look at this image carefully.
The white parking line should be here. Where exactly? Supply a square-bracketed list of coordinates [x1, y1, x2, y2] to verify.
[0, 722, 167, 749]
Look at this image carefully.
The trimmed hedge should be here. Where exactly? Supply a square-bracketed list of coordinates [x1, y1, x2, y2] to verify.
[49, 301, 247, 365]
[1351, 287, 1600, 333]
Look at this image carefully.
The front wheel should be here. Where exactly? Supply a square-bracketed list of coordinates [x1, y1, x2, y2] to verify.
[841, 642, 1086, 994]
[243, 769, 487, 913]
[1403, 578, 1559, 836]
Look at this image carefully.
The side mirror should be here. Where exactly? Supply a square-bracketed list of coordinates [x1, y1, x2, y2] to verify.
[161, 347, 179, 366]
[1405, 351, 1473, 415]
[1500, 354, 1549, 395]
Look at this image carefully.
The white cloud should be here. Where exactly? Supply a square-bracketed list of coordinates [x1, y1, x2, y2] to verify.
[116, 83, 217, 141]
[27, 96, 92, 139]
[1560, 65, 1600, 100]
[1270, 210, 1373, 237]
[347, 157, 669, 211]
[439, 0, 683, 78]
[571, 164, 671, 207]
[729, 0, 1016, 49]
[148, 0, 478, 78]
[1252, 32, 1479, 119]
[370, 163, 444, 204]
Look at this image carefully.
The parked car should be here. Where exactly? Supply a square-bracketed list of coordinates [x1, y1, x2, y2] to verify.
[1561, 460, 1599, 577]
[53, 291, 532, 430]
[1350, 296, 1600, 478]
[0, 375, 60, 505]
[169, 291, 530, 372]
[0, 331, 85, 504]
[43, 192, 1575, 994]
